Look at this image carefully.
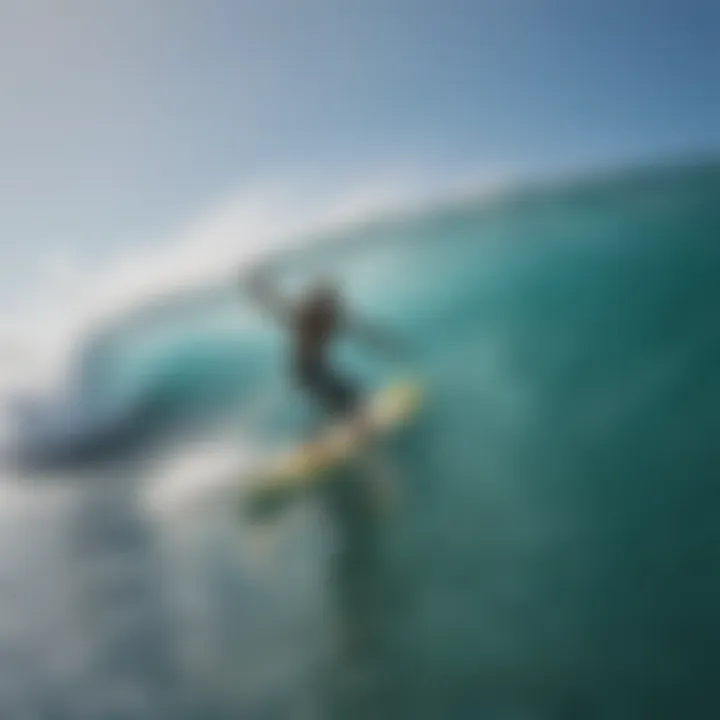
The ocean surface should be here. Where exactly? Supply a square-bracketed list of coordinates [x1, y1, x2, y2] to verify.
[1, 159, 720, 719]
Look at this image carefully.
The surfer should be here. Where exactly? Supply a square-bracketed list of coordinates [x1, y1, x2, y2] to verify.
[241, 265, 404, 422]
[241, 264, 410, 707]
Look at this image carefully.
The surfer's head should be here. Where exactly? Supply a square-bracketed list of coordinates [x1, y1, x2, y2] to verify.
[307, 278, 340, 309]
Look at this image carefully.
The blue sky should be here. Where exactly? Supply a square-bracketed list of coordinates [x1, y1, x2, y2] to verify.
[1, 0, 717, 259]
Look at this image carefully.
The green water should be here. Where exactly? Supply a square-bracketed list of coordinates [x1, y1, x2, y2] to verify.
[287, 160, 720, 718]
[7, 160, 720, 719]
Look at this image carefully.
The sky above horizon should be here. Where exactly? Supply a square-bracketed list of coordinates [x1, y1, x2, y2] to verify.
[1, 0, 718, 262]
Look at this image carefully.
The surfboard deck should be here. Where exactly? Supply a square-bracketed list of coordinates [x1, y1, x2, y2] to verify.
[242, 380, 422, 517]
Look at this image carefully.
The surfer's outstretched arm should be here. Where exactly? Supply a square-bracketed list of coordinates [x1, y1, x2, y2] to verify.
[343, 315, 411, 358]
[240, 266, 293, 326]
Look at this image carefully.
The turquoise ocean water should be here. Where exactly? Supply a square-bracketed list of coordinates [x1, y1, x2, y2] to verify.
[2, 159, 720, 719]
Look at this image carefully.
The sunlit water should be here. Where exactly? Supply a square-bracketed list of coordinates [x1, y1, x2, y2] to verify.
[2, 160, 720, 719]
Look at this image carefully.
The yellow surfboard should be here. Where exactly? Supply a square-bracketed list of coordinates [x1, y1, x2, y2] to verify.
[243, 380, 423, 517]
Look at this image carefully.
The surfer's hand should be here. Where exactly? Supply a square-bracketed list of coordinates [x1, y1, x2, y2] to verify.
[239, 264, 271, 294]
[238, 263, 292, 325]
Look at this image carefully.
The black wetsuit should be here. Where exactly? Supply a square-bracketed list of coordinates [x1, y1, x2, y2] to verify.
[293, 297, 359, 417]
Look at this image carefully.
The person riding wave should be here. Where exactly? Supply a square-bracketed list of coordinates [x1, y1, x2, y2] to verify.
[241, 265, 405, 423]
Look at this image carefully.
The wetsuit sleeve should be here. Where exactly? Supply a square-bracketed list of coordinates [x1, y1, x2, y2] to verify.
[242, 270, 294, 326]
[342, 314, 410, 357]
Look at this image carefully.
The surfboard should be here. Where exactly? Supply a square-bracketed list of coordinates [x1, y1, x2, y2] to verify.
[242, 380, 423, 517]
